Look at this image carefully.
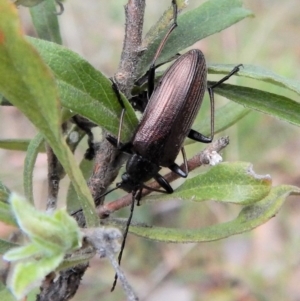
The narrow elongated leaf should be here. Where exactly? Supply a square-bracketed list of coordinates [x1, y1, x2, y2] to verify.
[0, 238, 18, 254]
[0, 182, 17, 226]
[0, 281, 17, 301]
[0, 17, 60, 143]
[147, 162, 272, 205]
[0, 181, 10, 203]
[139, 0, 253, 73]
[15, 0, 44, 7]
[9, 254, 64, 299]
[30, 0, 62, 44]
[130, 185, 300, 242]
[4, 244, 40, 261]
[67, 159, 93, 213]
[188, 63, 299, 142]
[0, 202, 17, 226]
[0, 139, 44, 152]
[212, 83, 300, 126]
[28, 37, 138, 141]
[0, 1, 98, 226]
[210, 63, 300, 96]
[23, 134, 44, 204]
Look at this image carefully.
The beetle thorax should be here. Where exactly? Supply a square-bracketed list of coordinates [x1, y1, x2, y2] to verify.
[119, 154, 160, 192]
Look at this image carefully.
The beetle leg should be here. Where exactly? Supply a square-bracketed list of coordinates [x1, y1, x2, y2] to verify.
[209, 64, 243, 89]
[181, 147, 189, 176]
[169, 162, 187, 178]
[54, 0, 64, 15]
[152, 174, 174, 193]
[106, 134, 121, 147]
[72, 115, 97, 160]
[206, 64, 242, 141]
[106, 135, 133, 154]
[188, 129, 213, 143]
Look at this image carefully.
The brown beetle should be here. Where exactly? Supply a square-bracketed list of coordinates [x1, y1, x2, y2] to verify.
[105, 0, 241, 290]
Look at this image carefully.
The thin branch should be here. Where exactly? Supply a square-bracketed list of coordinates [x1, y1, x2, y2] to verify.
[87, 0, 146, 209]
[114, 0, 146, 97]
[87, 140, 126, 206]
[46, 119, 70, 211]
[46, 144, 63, 211]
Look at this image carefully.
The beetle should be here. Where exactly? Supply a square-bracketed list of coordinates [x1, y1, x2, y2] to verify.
[106, 45, 241, 201]
[109, 49, 215, 193]
[102, 1, 242, 291]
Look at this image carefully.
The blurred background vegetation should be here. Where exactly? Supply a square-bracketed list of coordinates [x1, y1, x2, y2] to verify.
[1, 0, 300, 300]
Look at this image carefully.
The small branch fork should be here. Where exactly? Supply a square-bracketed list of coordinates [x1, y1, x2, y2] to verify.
[97, 136, 230, 218]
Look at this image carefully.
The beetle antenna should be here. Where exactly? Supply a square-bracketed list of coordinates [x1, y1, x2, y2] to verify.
[71, 183, 122, 216]
[111, 189, 138, 291]
[117, 109, 125, 148]
[151, 0, 178, 64]
[54, 0, 64, 15]
[148, 0, 178, 98]
[207, 64, 242, 140]
[94, 182, 122, 205]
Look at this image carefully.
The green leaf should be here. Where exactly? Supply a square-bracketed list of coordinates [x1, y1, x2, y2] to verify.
[7, 194, 82, 254]
[4, 194, 84, 299]
[130, 185, 300, 242]
[0, 238, 19, 255]
[0, 5, 61, 145]
[212, 83, 300, 127]
[0, 139, 44, 152]
[30, 0, 62, 44]
[0, 201, 17, 227]
[23, 134, 44, 204]
[0, 281, 17, 301]
[188, 63, 299, 142]
[28, 37, 138, 141]
[210, 102, 251, 134]
[0, 93, 11, 105]
[14, 0, 45, 7]
[4, 244, 40, 261]
[67, 159, 93, 213]
[0, 182, 16, 226]
[8, 254, 64, 299]
[58, 249, 95, 272]
[209, 63, 300, 96]
[0, 1, 98, 227]
[147, 162, 272, 205]
[139, 0, 253, 74]
[187, 101, 250, 146]
[0, 181, 10, 203]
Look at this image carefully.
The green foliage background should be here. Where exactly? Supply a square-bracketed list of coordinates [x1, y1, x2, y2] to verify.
[0, 0, 300, 300]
